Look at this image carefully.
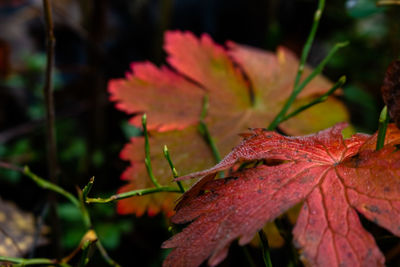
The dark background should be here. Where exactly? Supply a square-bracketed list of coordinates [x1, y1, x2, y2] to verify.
[0, 0, 399, 266]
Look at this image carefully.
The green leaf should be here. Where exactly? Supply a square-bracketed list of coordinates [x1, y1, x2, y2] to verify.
[346, 0, 384, 18]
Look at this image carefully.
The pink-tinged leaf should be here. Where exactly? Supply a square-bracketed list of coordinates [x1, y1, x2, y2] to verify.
[164, 31, 251, 113]
[163, 124, 400, 267]
[109, 62, 204, 131]
[109, 31, 350, 216]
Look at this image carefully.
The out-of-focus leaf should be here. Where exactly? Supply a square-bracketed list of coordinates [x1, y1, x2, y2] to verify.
[95, 221, 132, 250]
[344, 85, 377, 110]
[346, 0, 384, 18]
[0, 198, 44, 257]
[344, 85, 379, 130]
[60, 138, 86, 161]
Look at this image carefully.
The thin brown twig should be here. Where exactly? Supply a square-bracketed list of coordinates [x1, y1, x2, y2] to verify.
[42, 0, 58, 183]
[42, 0, 61, 258]
[0, 161, 24, 172]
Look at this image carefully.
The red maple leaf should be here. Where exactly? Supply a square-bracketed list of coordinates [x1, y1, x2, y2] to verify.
[162, 123, 400, 267]
[108, 31, 349, 216]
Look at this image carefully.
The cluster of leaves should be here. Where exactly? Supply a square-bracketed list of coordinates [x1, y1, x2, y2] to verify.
[163, 122, 400, 266]
[108, 31, 349, 217]
[109, 27, 400, 266]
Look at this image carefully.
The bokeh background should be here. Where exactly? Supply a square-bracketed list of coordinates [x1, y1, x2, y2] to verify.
[0, 0, 399, 266]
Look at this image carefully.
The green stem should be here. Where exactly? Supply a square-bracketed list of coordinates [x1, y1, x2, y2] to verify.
[0, 256, 68, 266]
[78, 240, 92, 267]
[95, 240, 121, 267]
[198, 121, 222, 163]
[77, 189, 92, 229]
[281, 76, 346, 123]
[82, 177, 95, 201]
[198, 95, 222, 163]
[268, 41, 349, 131]
[86, 186, 182, 204]
[23, 166, 80, 208]
[200, 94, 209, 120]
[293, 0, 325, 88]
[0, 163, 119, 267]
[142, 114, 162, 188]
[258, 230, 273, 267]
[242, 246, 257, 267]
[376, 106, 389, 150]
[163, 145, 185, 193]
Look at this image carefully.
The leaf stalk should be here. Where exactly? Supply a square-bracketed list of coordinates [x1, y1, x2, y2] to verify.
[163, 145, 185, 192]
[258, 230, 273, 267]
[142, 114, 162, 188]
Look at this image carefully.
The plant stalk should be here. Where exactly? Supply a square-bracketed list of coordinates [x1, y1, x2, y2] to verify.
[376, 106, 389, 150]
[163, 145, 185, 192]
[42, 0, 58, 183]
[86, 186, 182, 204]
[198, 95, 222, 163]
[268, 41, 348, 130]
[142, 114, 162, 188]
[281, 76, 346, 123]
[0, 256, 66, 267]
[42, 0, 61, 257]
[293, 0, 325, 88]
[258, 230, 273, 267]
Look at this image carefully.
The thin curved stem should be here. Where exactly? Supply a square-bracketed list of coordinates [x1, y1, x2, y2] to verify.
[198, 95, 222, 163]
[0, 162, 120, 267]
[0, 256, 68, 267]
[281, 76, 346, 123]
[163, 145, 185, 192]
[142, 114, 162, 188]
[293, 0, 325, 88]
[86, 186, 182, 204]
[268, 41, 349, 131]
[23, 166, 80, 208]
[258, 230, 273, 267]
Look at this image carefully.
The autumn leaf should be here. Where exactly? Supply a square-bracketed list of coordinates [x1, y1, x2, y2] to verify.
[0, 198, 45, 257]
[162, 123, 400, 267]
[109, 31, 349, 216]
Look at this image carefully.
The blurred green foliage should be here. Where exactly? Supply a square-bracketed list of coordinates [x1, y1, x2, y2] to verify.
[58, 203, 133, 250]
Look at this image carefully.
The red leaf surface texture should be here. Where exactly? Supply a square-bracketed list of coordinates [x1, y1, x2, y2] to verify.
[162, 123, 400, 267]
